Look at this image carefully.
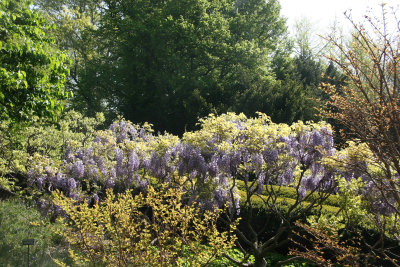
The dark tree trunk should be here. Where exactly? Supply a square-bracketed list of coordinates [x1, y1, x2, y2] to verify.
[253, 255, 268, 267]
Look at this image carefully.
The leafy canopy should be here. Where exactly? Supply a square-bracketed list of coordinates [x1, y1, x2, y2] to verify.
[0, 0, 71, 122]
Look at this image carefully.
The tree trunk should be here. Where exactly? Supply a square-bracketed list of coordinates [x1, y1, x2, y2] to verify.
[253, 255, 268, 267]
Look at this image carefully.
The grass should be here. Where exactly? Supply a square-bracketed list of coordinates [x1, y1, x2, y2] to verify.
[235, 180, 340, 214]
[0, 198, 71, 267]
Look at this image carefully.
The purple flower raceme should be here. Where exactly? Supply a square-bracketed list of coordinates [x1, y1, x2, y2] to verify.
[106, 168, 116, 188]
[311, 162, 324, 176]
[299, 186, 306, 200]
[141, 158, 151, 170]
[109, 122, 117, 131]
[73, 160, 85, 179]
[93, 136, 101, 143]
[128, 125, 137, 137]
[65, 146, 74, 160]
[119, 121, 127, 132]
[219, 153, 231, 174]
[68, 178, 77, 190]
[149, 152, 166, 179]
[140, 179, 149, 189]
[86, 165, 99, 181]
[257, 173, 266, 193]
[75, 149, 84, 160]
[213, 187, 233, 208]
[219, 174, 228, 187]
[139, 128, 148, 140]
[302, 175, 322, 191]
[105, 177, 115, 188]
[133, 173, 140, 185]
[311, 130, 324, 147]
[230, 151, 242, 171]
[263, 149, 278, 164]
[115, 147, 123, 166]
[36, 176, 45, 190]
[280, 168, 294, 185]
[128, 152, 140, 172]
[208, 157, 219, 177]
[251, 153, 264, 168]
[27, 169, 35, 181]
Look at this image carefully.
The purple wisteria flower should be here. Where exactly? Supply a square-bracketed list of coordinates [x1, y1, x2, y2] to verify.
[208, 157, 219, 177]
[73, 160, 85, 178]
[311, 131, 324, 147]
[263, 149, 278, 164]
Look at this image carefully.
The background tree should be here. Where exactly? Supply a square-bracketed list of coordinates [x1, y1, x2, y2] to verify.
[98, 0, 289, 134]
[0, 0, 71, 123]
[236, 17, 347, 126]
[34, 0, 107, 118]
[36, 0, 300, 134]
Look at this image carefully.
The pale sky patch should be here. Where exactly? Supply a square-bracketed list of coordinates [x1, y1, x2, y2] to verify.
[280, 0, 400, 36]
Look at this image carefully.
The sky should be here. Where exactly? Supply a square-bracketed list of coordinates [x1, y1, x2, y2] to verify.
[280, 0, 400, 36]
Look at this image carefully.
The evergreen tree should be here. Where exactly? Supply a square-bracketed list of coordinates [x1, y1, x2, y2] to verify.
[37, 0, 289, 134]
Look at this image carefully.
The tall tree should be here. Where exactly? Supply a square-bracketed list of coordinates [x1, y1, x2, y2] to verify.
[0, 0, 71, 123]
[95, 0, 287, 134]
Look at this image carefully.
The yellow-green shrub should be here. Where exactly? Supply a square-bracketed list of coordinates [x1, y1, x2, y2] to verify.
[53, 184, 238, 266]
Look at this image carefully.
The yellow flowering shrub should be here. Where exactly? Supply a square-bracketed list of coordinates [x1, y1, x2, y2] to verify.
[53, 184, 237, 266]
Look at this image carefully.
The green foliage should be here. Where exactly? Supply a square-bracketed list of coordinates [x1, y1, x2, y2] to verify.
[0, 199, 70, 266]
[234, 76, 317, 124]
[35, 0, 337, 133]
[0, 0, 71, 122]
[53, 184, 238, 266]
[291, 140, 400, 266]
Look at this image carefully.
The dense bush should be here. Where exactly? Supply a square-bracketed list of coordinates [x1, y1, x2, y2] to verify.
[289, 141, 400, 265]
[53, 184, 237, 266]
[312, 6, 400, 265]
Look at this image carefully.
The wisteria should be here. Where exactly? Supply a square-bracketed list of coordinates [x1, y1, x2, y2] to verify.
[25, 113, 344, 215]
[27, 112, 397, 228]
